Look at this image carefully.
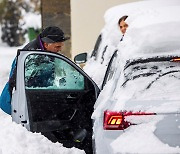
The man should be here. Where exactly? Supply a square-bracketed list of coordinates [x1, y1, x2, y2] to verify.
[118, 15, 128, 41]
[0, 26, 69, 115]
[24, 26, 69, 52]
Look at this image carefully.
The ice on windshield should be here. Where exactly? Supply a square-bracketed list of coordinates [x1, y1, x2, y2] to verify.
[117, 56, 180, 101]
[25, 54, 84, 90]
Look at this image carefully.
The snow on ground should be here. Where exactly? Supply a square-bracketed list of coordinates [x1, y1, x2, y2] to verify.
[0, 110, 84, 154]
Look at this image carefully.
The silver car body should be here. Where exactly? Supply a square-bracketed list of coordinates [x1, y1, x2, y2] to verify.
[92, 2, 180, 154]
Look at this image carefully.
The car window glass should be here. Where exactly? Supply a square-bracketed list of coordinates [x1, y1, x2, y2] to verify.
[120, 57, 180, 100]
[24, 54, 85, 90]
[101, 45, 108, 64]
[91, 34, 102, 58]
[101, 50, 118, 89]
[123, 57, 180, 89]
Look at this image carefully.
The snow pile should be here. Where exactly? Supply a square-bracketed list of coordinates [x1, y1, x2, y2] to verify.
[104, 0, 180, 24]
[111, 116, 180, 154]
[22, 13, 41, 29]
[0, 110, 84, 154]
[120, 6, 180, 60]
[83, 24, 120, 87]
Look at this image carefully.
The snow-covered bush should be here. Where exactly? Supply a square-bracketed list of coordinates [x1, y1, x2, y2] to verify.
[0, 0, 41, 46]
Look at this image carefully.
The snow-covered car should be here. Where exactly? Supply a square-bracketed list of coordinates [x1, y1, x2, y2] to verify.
[74, 0, 180, 89]
[92, 2, 180, 154]
[11, 50, 100, 153]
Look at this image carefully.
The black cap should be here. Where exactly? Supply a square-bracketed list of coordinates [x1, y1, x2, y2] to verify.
[41, 26, 70, 43]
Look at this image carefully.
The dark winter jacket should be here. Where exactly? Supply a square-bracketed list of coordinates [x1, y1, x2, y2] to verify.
[23, 35, 45, 50]
[0, 35, 44, 115]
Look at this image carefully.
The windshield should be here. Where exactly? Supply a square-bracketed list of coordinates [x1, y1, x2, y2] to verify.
[122, 56, 180, 100]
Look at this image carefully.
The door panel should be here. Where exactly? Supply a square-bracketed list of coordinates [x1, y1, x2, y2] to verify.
[21, 50, 99, 134]
[26, 89, 86, 132]
[23, 53, 96, 132]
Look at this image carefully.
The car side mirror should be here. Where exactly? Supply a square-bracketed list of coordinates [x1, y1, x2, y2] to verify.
[74, 53, 87, 64]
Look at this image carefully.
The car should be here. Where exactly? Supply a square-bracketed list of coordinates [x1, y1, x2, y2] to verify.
[92, 3, 180, 154]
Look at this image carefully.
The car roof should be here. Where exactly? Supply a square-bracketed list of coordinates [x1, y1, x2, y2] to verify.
[116, 5, 180, 61]
[104, 0, 180, 24]
[84, 1, 180, 87]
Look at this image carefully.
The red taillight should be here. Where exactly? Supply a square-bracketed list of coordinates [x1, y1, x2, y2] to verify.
[103, 110, 155, 130]
[171, 58, 180, 62]
[103, 111, 130, 130]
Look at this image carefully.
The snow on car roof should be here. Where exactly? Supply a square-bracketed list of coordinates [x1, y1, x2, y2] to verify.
[84, 1, 180, 88]
[99, 0, 180, 60]
[104, 0, 180, 24]
[117, 5, 180, 62]
[102, 0, 180, 46]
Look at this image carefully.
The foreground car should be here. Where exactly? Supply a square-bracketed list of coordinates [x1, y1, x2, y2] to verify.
[92, 2, 180, 154]
[93, 53, 180, 153]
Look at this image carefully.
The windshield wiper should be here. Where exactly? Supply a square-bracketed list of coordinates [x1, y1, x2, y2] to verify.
[146, 70, 180, 89]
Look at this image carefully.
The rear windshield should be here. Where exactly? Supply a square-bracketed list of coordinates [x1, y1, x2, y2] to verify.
[122, 56, 180, 100]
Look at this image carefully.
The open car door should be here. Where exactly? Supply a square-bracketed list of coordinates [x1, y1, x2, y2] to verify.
[11, 49, 100, 153]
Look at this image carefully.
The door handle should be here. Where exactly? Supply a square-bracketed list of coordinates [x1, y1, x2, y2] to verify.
[67, 94, 77, 99]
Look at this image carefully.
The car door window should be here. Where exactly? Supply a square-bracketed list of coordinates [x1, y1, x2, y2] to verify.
[91, 34, 102, 58]
[24, 54, 84, 90]
[101, 50, 118, 89]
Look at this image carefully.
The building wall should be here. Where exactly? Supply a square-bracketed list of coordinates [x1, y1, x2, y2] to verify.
[71, 0, 141, 59]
